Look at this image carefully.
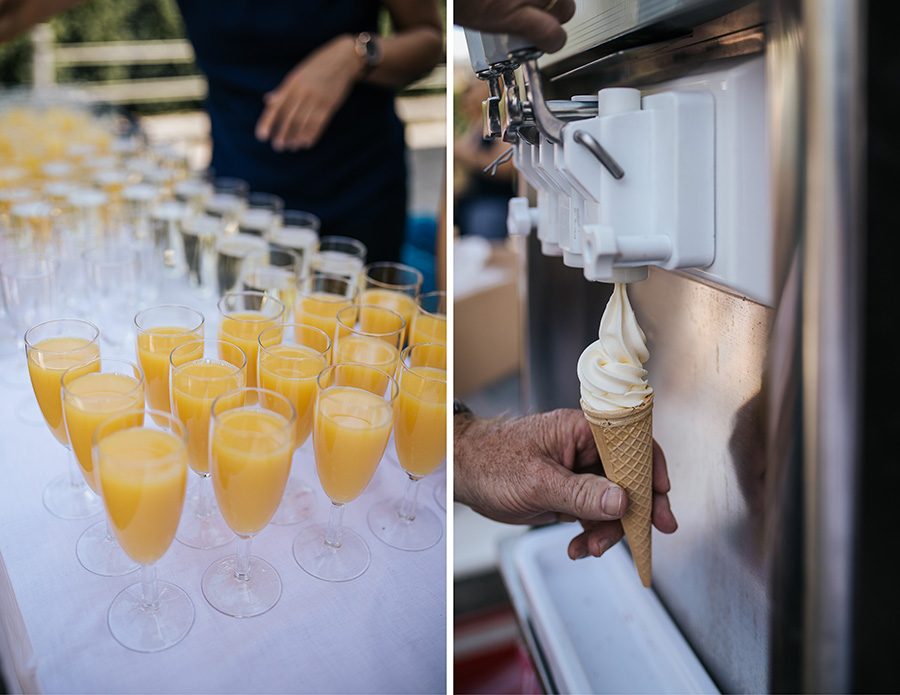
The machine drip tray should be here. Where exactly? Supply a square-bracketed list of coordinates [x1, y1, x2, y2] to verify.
[499, 524, 719, 694]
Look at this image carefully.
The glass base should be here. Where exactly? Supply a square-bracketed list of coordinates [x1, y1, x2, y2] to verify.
[108, 580, 194, 652]
[175, 494, 234, 549]
[293, 523, 371, 582]
[202, 554, 282, 618]
[269, 476, 316, 525]
[368, 499, 443, 551]
[43, 473, 104, 520]
[77, 520, 140, 576]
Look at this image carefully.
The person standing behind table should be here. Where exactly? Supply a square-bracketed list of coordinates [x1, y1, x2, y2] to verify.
[0, 0, 444, 265]
[176, 0, 444, 263]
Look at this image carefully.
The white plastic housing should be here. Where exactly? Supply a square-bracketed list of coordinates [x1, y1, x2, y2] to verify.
[560, 87, 716, 283]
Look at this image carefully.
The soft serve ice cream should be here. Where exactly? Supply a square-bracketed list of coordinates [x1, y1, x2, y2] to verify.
[578, 282, 656, 586]
[577, 283, 652, 411]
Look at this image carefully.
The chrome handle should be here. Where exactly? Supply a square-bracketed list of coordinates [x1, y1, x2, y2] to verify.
[573, 130, 625, 180]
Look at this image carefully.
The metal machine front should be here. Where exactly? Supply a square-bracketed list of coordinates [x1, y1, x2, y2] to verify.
[470, 0, 865, 691]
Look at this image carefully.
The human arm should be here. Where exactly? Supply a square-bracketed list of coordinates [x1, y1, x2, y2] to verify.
[0, 0, 86, 43]
[254, 0, 444, 152]
[454, 0, 576, 54]
[453, 407, 678, 560]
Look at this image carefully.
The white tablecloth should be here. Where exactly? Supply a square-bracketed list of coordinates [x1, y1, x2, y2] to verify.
[0, 298, 447, 694]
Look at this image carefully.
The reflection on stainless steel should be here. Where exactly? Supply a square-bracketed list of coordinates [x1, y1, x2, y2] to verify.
[766, 1, 804, 690]
[799, 0, 863, 691]
[631, 269, 770, 694]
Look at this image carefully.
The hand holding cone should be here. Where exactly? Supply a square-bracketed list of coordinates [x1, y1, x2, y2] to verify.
[581, 393, 654, 587]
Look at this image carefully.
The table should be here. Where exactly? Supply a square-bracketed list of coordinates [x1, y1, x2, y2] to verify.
[0, 299, 447, 694]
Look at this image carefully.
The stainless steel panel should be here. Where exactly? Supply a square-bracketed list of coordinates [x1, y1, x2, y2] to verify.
[542, 0, 752, 68]
[630, 270, 771, 694]
[799, 0, 863, 690]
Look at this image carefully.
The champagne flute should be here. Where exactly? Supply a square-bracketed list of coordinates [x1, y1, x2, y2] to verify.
[0, 253, 59, 392]
[409, 290, 447, 347]
[266, 209, 320, 279]
[217, 290, 285, 388]
[368, 342, 447, 551]
[360, 261, 423, 345]
[62, 356, 145, 576]
[96, 408, 193, 652]
[134, 305, 205, 426]
[292, 363, 398, 582]
[241, 244, 301, 322]
[239, 191, 284, 237]
[24, 318, 104, 519]
[333, 304, 404, 382]
[214, 232, 268, 296]
[294, 272, 359, 351]
[310, 235, 367, 283]
[181, 213, 223, 297]
[169, 338, 247, 548]
[205, 176, 248, 235]
[257, 323, 330, 524]
[203, 387, 295, 617]
[82, 243, 140, 350]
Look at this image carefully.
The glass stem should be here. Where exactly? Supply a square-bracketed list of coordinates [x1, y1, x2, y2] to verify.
[324, 502, 344, 550]
[197, 474, 214, 518]
[140, 563, 160, 612]
[398, 475, 422, 522]
[66, 448, 83, 488]
[234, 535, 252, 581]
[104, 520, 116, 544]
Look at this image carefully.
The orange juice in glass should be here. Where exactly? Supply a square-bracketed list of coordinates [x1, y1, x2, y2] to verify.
[24, 318, 102, 519]
[409, 290, 446, 347]
[360, 261, 422, 344]
[62, 357, 145, 577]
[258, 324, 330, 524]
[368, 342, 447, 551]
[294, 272, 358, 347]
[217, 290, 284, 388]
[292, 363, 398, 582]
[134, 304, 205, 424]
[333, 304, 404, 380]
[170, 339, 247, 549]
[96, 409, 194, 653]
[204, 387, 295, 618]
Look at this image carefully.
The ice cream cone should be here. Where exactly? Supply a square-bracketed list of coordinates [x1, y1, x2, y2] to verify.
[580, 393, 654, 587]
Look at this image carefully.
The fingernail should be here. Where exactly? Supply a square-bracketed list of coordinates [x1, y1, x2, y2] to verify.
[601, 485, 624, 516]
[570, 546, 587, 560]
[594, 537, 613, 557]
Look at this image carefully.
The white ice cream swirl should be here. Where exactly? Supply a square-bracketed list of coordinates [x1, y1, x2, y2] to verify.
[578, 283, 652, 410]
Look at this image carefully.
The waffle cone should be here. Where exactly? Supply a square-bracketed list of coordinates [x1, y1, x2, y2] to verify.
[581, 393, 654, 587]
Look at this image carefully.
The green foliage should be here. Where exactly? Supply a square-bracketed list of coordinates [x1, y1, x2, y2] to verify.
[0, 0, 200, 114]
[0, 34, 32, 84]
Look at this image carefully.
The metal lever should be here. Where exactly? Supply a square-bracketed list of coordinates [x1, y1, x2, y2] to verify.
[514, 50, 566, 144]
[573, 130, 625, 180]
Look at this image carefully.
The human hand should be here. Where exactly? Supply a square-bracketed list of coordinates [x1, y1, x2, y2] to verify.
[453, 408, 677, 560]
[255, 34, 360, 152]
[455, 0, 577, 54]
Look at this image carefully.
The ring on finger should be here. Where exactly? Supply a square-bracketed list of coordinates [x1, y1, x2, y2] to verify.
[543, 0, 559, 12]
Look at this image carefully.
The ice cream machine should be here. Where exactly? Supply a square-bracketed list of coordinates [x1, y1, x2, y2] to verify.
[463, 0, 878, 692]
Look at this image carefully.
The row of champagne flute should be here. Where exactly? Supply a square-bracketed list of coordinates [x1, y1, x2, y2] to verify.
[19, 287, 446, 652]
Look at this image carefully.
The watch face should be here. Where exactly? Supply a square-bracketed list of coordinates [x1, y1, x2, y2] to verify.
[357, 32, 380, 66]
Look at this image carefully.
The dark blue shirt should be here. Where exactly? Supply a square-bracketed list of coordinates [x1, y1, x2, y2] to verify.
[176, 0, 407, 261]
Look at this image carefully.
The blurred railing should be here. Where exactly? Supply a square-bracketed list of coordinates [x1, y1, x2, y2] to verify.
[29, 23, 446, 104]
[30, 23, 206, 104]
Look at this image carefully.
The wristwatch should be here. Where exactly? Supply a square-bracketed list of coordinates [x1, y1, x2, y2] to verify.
[354, 32, 382, 76]
[453, 399, 473, 417]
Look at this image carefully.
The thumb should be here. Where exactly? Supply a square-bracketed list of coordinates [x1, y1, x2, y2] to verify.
[538, 471, 627, 521]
